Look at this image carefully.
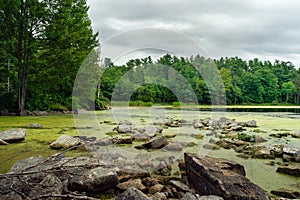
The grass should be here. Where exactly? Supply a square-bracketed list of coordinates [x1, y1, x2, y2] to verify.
[0, 115, 89, 174]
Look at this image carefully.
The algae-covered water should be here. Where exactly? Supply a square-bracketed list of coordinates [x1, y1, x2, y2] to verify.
[0, 106, 299, 193]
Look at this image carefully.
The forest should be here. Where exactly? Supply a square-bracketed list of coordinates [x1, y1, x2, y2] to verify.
[99, 54, 300, 107]
[1, 1, 300, 115]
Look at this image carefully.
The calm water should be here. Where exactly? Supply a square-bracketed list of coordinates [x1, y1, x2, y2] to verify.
[75, 106, 300, 192]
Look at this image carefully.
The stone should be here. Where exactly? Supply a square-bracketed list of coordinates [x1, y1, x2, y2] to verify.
[117, 179, 147, 192]
[0, 139, 8, 145]
[282, 147, 300, 162]
[115, 187, 151, 200]
[253, 135, 267, 143]
[0, 128, 26, 143]
[0, 192, 22, 200]
[153, 192, 168, 200]
[132, 132, 151, 141]
[29, 174, 63, 199]
[143, 126, 163, 138]
[149, 183, 165, 194]
[111, 135, 132, 144]
[245, 120, 257, 127]
[184, 153, 269, 200]
[291, 132, 300, 138]
[251, 146, 276, 159]
[28, 123, 43, 128]
[68, 167, 119, 193]
[271, 188, 300, 199]
[276, 166, 300, 177]
[198, 195, 224, 200]
[169, 180, 190, 192]
[180, 192, 198, 200]
[141, 136, 168, 149]
[114, 122, 133, 133]
[50, 134, 82, 149]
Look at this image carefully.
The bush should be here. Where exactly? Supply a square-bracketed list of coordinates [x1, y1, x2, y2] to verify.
[50, 103, 68, 111]
[172, 102, 181, 107]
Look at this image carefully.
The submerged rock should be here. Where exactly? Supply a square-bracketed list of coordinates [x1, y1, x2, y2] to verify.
[0, 128, 26, 143]
[184, 153, 269, 200]
[271, 188, 300, 199]
[276, 166, 300, 177]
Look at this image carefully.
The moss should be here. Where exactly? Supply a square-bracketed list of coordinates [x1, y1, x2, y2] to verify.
[0, 115, 88, 174]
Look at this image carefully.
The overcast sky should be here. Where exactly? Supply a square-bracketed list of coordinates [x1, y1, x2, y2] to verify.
[87, 0, 300, 68]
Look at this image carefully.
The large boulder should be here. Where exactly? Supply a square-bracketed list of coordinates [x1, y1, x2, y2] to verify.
[0, 128, 26, 143]
[184, 153, 269, 200]
[50, 134, 82, 149]
[271, 188, 300, 199]
[282, 147, 300, 162]
[68, 167, 119, 193]
[142, 126, 163, 138]
[245, 120, 257, 127]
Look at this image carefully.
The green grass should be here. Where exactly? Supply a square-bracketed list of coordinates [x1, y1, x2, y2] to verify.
[0, 115, 89, 174]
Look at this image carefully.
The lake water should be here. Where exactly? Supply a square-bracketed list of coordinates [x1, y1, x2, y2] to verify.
[74, 106, 300, 193]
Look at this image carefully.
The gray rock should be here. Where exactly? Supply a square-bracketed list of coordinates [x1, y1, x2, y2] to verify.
[245, 120, 257, 127]
[0, 192, 22, 200]
[0, 128, 26, 143]
[28, 123, 43, 128]
[181, 192, 198, 200]
[282, 147, 300, 162]
[114, 124, 133, 133]
[50, 134, 82, 149]
[169, 180, 190, 192]
[184, 153, 269, 200]
[115, 187, 151, 200]
[29, 174, 63, 199]
[68, 167, 119, 193]
[141, 136, 168, 149]
[253, 135, 267, 143]
[198, 195, 224, 200]
[153, 192, 168, 200]
[132, 132, 151, 141]
[143, 126, 163, 138]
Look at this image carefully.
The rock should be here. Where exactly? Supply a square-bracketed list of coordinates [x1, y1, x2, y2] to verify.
[115, 187, 151, 200]
[291, 132, 300, 138]
[245, 120, 257, 127]
[73, 108, 87, 114]
[117, 179, 147, 192]
[251, 146, 276, 159]
[68, 167, 119, 193]
[132, 132, 151, 141]
[180, 192, 198, 200]
[141, 136, 168, 149]
[28, 123, 43, 128]
[29, 174, 63, 199]
[169, 180, 190, 192]
[0, 139, 8, 145]
[114, 124, 133, 133]
[142, 177, 159, 187]
[276, 166, 300, 177]
[153, 192, 168, 200]
[282, 147, 300, 162]
[184, 153, 269, 200]
[111, 135, 133, 144]
[143, 126, 163, 138]
[50, 134, 82, 149]
[198, 195, 224, 200]
[0, 192, 22, 200]
[0, 128, 26, 143]
[271, 188, 300, 199]
[253, 135, 267, 143]
[149, 183, 165, 194]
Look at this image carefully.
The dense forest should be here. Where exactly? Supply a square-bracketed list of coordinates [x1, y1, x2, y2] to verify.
[99, 54, 300, 106]
[1, 1, 300, 114]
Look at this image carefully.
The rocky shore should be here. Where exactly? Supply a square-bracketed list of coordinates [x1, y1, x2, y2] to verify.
[0, 116, 299, 199]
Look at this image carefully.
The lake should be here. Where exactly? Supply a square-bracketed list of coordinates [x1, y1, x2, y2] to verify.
[76, 106, 300, 193]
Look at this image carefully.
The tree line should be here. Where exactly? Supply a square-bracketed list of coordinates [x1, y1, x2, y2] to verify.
[0, 0, 98, 114]
[99, 54, 300, 106]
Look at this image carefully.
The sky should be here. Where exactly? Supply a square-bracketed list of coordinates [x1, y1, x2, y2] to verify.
[86, 0, 300, 68]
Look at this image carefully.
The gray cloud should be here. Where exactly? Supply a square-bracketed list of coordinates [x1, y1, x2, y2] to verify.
[87, 0, 300, 67]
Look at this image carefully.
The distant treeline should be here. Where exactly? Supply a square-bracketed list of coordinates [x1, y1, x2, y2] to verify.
[99, 54, 300, 106]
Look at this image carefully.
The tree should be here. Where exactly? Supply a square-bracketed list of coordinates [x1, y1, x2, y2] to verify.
[282, 81, 297, 104]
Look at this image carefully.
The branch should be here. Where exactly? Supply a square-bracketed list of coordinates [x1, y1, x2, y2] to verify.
[30, 193, 100, 200]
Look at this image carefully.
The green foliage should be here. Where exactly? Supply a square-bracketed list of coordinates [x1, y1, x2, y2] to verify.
[237, 133, 254, 142]
[172, 102, 181, 107]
